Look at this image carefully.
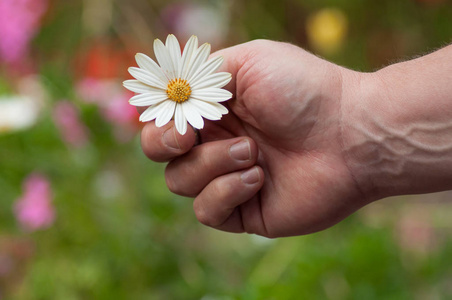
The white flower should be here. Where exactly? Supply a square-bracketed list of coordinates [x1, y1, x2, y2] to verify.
[0, 75, 46, 134]
[123, 34, 232, 135]
[0, 95, 40, 133]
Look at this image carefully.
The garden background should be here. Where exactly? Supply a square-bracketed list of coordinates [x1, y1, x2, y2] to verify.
[0, 0, 452, 299]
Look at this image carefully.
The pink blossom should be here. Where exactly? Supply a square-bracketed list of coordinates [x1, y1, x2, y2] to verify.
[161, 3, 229, 47]
[0, 0, 48, 65]
[76, 77, 140, 142]
[14, 173, 55, 231]
[76, 77, 138, 125]
[105, 93, 140, 143]
[76, 77, 120, 104]
[53, 100, 89, 148]
[103, 93, 140, 142]
[104, 93, 138, 125]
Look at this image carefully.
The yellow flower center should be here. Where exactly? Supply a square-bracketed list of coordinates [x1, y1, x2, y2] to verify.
[166, 78, 191, 103]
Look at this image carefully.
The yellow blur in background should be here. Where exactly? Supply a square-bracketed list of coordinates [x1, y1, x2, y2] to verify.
[306, 8, 348, 55]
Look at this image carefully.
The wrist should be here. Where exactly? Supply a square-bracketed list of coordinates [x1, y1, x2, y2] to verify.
[338, 68, 384, 201]
[340, 51, 452, 200]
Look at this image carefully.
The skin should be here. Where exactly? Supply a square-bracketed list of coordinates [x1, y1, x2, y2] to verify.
[342, 44, 452, 199]
[140, 40, 452, 238]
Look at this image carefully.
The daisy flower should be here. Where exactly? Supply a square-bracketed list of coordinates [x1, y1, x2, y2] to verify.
[123, 34, 232, 135]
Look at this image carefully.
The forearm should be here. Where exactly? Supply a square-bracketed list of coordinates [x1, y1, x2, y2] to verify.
[341, 44, 452, 200]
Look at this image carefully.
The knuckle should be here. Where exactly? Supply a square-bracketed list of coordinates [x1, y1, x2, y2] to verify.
[193, 200, 213, 226]
[165, 164, 199, 197]
[194, 183, 227, 227]
[209, 180, 226, 198]
[164, 170, 178, 194]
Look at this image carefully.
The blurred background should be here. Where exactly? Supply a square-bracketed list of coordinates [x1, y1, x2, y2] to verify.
[0, 0, 452, 299]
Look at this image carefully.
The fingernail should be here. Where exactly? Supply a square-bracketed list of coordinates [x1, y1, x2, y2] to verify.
[162, 127, 180, 150]
[241, 167, 260, 185]
[229, 140, 251, 161]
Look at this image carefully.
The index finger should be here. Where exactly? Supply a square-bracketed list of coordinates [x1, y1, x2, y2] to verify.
[141, 120, 197, 162]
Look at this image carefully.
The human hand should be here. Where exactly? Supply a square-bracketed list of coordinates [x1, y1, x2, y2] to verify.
[141, 39, 368, 237]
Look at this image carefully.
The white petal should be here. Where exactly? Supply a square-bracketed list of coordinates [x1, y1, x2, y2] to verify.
[123, 80, 163, 94]
[174, 104, 187, 135]
[189, 99, 223, 120]
[139, 100, 172, 122]
[189, 56, 224, 87]
[155, 100, 176, 127]
[128, 67, 167, 90]
[186, 43, 211, 83]
[154, 39, 175, 79]
[166, 34, 181, 77]
[179, 35, 198, 79]
[191, 88, 233, 103]
[129, 92, 168, 107]
[213, 102, 229, 115]
[191, 72, 232, 90]
[135, 53, 168, 84]
[182, 101, 204, 129]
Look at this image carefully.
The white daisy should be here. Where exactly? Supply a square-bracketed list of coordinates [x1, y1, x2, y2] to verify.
[123, 34, 232, 135]
[0, 95, 41, 133]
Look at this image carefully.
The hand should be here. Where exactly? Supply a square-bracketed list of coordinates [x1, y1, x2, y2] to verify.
[141, 39, 367, 237]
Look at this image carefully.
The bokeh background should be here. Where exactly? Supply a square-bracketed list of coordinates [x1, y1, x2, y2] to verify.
[1, 0, 452, 299]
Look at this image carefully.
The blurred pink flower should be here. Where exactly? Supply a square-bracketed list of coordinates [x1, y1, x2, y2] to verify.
[161, 3, 229, 47]
[14, 173, 55, 232]
[0, 0, 48, 65]
[76, 77, 137, 124]
[76, 77, 140, 142]
[76, 77, 119, 104]
[105, 93, 140, 143]
[52, 100, 89, 148]
[104, 93, 138, 125]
